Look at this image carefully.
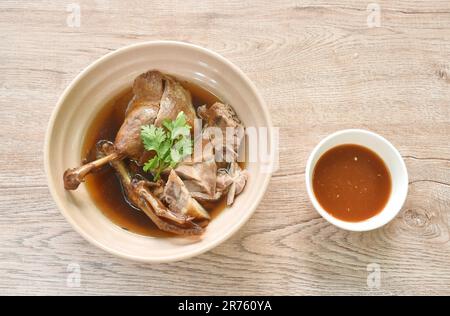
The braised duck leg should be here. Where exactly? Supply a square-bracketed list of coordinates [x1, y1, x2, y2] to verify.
[63, 70, 196, 190]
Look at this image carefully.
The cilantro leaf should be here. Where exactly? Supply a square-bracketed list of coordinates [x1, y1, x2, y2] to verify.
[172, 126, 190, 140]
[140, 112, 193, 180]
[143, 156, 159, 172]
[141, 125, 166, 152]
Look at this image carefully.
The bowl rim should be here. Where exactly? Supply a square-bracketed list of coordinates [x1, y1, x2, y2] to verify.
[44, 40, 274, 262]
[305, 128, 408, 232]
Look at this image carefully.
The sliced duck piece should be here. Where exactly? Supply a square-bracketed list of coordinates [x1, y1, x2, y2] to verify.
[175, 136, 217, 197]
[163, 170, 211, 221]
[175, 110, 248, 206]
[198, 102, 242, 131]
[217, 162, 248, 205]
[197, 102, 245, 164]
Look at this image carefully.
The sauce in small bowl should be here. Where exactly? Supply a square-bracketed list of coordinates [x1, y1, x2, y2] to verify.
[313, 144, 391, 222]
[305, 129, 408, 231]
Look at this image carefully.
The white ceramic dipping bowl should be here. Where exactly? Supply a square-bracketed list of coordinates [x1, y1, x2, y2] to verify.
[45, 41, 273, 262]
[305, 129, 408, 231]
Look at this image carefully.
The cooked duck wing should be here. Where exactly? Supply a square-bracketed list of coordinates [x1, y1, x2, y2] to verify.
[97, 140, 204, 236]
[163, 170, 211, 221]
[63, 70, 195, 190]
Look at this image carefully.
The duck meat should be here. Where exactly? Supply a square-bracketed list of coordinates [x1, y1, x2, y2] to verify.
[163, 170, 211, 222]
[97, 140, 203, 236]
[63, 70, 196, 190]
[175, 103, 248, 205]
[217, 162, 248, 205]
[198, 102, 244, 164]
[175, 136, 217, 197]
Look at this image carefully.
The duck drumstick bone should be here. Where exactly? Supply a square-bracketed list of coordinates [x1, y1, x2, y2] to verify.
[63, 151, 122, 190]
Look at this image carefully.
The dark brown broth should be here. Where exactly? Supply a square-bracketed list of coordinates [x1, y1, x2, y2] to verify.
[82, 80, 228, 237]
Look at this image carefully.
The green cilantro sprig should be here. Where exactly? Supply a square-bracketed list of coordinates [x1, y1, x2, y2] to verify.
[140, 112, 193, 180]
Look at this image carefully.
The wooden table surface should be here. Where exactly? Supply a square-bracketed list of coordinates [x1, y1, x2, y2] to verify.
[1, 0, 449, 296]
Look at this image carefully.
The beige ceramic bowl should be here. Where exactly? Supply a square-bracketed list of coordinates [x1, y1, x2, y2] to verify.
[305, 129, 408, 231]
[45, 41, 273, 262]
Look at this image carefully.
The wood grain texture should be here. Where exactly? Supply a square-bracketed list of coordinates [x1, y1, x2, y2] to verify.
[0, 0, 449, 295]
